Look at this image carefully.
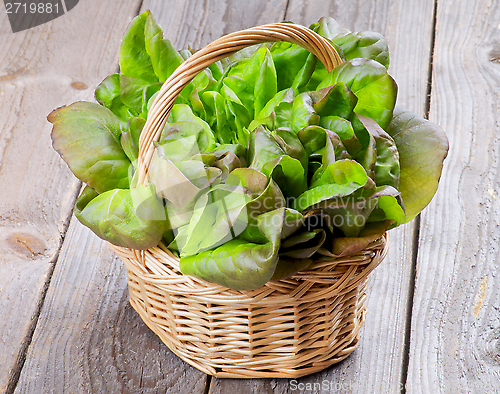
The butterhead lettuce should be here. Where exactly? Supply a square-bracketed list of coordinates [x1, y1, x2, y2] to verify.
[49, 11, 448, 290]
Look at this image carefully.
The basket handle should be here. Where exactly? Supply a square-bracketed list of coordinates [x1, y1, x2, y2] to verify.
[136, 22, 343, 185]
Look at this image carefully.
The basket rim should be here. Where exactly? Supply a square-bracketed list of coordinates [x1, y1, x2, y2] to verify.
[109, 232, 388, 296]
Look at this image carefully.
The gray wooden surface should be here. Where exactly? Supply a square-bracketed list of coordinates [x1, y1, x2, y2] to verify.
[0, 1, 142, 392]
[407, 0, 500, 392]
[0, 0, 498, 393]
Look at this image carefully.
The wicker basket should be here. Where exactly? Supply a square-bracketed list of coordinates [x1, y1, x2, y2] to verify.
[109, 23, 390, 379]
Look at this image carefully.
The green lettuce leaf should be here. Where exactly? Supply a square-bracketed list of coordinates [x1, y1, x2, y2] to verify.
[386, 108, 449, 222]
[180, 207, 290, 290]
[120, 116, 145, 165]
[248, 126, 307, 198]
[119, 11, 158, 83]
[310, 82, 358, 119]
[271, 41, 317, 92]
[335, 30, 390, 68]
[149, 146, 221, 208]
[49, 102, 130, 193]
[75, 183, 169, 249]
[357, 114, 400, 188]
[318, 58, 397, 130]
[294, 159, 368, 211]
[174, 168, 285, 256]
[201, 91, 236, 144]
[221, 45, 277, 119]
[119, 11, 183, 84]
[160, 104, 216, 153]
[312, 17, 390, 69]
[144, 12, 184, 82]
[94, 74, 136, 122]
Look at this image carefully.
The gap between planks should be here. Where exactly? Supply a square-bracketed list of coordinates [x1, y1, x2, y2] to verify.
[400, 0, 439, 392]
[4, 187, 80, 394]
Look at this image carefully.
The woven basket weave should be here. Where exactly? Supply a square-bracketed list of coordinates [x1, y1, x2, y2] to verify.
[109, 22, 389, 379]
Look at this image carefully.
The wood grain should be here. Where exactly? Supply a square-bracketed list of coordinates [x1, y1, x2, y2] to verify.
[210, 0, 436, 392]
[407, 0, 500, 392]
[0, 1, 143, 392]
[142, 0, 289, 50]
[15, 220, 208, 394]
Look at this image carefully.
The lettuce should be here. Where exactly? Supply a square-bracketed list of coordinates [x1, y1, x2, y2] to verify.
[50, 11, 448, 290]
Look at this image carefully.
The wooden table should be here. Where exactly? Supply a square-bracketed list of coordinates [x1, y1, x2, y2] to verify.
[1, 0, 499, 392]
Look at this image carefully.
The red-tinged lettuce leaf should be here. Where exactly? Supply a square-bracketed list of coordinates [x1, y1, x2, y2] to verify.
[357, 114, 400, 188]
[121, 116, 145, 165]
[171, 168, 286, 257]
[210, 144, 247, 162]
[318, 58, 397, 130]
[49, 102, 131, 193]
[386, 108, 449, 222]
[179, 207, 289, 290]
[337, 30, 390, 69]
[305, 183, 403, 237]
[248, 126, 307, 198]
[75, 183, 169, 249]
[273, 223, 328, 280]
[298, 125, 350, 168]
[271, 258, 313, 281]
[279, 228, 327, 259]
[310, 82, 358, 119]
[326, 220, 390, 257]
[213, 151, 243, 181]
[272, 128, 309, 170]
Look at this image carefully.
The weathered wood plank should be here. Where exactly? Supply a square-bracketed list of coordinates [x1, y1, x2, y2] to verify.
[15, 220, 208, 394]
[407, 0, 500, 392]
[13, 1, 289, 393]
[142, 0, 288, 49]
[0, 1, 142, 392]
[211, 0, 435, 392]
